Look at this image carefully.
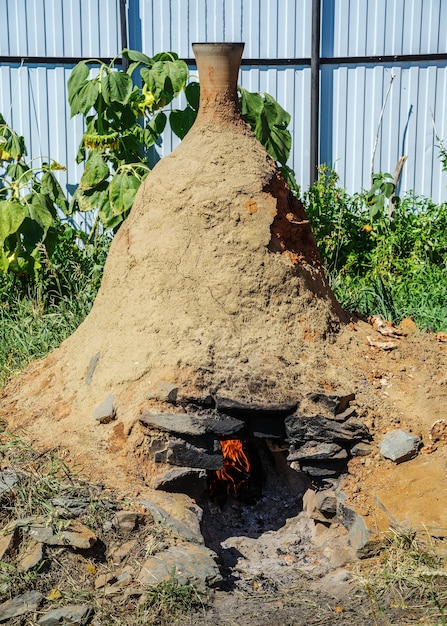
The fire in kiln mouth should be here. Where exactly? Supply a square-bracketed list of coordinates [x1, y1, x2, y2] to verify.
[207, 438, 262, 506]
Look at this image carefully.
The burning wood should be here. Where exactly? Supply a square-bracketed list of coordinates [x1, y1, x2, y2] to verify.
[208, 439, 251, 502]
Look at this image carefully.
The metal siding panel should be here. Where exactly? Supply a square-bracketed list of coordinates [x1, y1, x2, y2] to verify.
[0, 0, 121, 58]
[0, 64, 86, 214]
[322, 62, 447, 202]
[327, 0, 447, 58]
[135, 0, 310, 58]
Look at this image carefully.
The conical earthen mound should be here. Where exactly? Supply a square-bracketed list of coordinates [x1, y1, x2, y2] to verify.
[0, 44, 349, 490]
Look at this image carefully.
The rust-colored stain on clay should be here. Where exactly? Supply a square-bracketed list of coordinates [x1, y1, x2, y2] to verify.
[244, 199, 258, 214]
[107, 421, 127, 452]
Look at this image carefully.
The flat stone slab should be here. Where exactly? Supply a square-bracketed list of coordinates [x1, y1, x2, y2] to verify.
[138, 542, 222, 590]
[379, 429, 421, 463]
[140, 411, 244, 437]
[0, 591, 43, 622]
[140, 492, 204, 544]
[37, 604, 93, 625]
[288, 442, 347, 462]
[215, 396, 297, 418]
[285, 414, 370, 445]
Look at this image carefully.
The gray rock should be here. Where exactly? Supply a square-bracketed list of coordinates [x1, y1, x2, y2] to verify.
[147, 381, 179, 404]
[108, 539, 139, 564]
[140, 412, 207, 436]
[85, 352, 100, 385]
[0, 469, 21, 496]
[37, 604, 93, 625]
[138, 542, 222, 590]
[337, 496, 384, 558]
[93, 394, 116, 424]
[51, 496, 90, 518]
[379, 429, 421, 463]
[153, 467, 207, 497]
[0, 591, 43, 622]
[303, 489, 337, 521]
[285, 414, 370, 445]
[299, 464, 343, 478]
[215, 396, 297, 418]
[350, 442, 372, 457]
[112, 510, 139, 535]
[307, 392, 355, 416]
[288, 442, 347, 462]
[166, 437, 223, 470]
[18, 540, 43, 572]
[332, 406, 357, 422]
[140, 492, 203, 544]
[0, 526, 19, 560]
[140, 411, 244, 437]
[103, 571, 133, 596]
[27, 519, 97, 549]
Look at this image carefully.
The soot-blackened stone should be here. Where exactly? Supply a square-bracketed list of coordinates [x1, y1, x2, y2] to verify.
[166, 436, 223, 470]
[214, 396, 298, 418]
[287, 442, 347, 462]
[285, 414, 371, 445]
[140, 411, 244, 438]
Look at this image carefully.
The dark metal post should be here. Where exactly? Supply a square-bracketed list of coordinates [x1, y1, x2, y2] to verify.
[119, 0, 129, 71]
[310, 0, 321, 186]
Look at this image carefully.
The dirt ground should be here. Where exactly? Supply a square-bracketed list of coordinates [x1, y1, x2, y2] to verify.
[1, 318, 446, 625]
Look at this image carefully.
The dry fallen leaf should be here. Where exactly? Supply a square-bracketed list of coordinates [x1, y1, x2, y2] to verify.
[367, 336, 399, 351]
[369, 315, 404, 338]
[46, 588, 62, 601]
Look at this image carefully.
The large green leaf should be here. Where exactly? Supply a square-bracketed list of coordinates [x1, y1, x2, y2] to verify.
[68, 61, 90, 116]
[40, 170, 69, 214]
[6, 161, 33, 184]
[140, 57, 187, 106]
[122, 49, 152, 65]
[185, 81, 200, 111]
[152, 52, 179, 62]
[3, 133, 25, 161]
[151, 59, 188, 97]
[0, 199, 27, 243]
[239, 87, 291, 166]
[27, 193, 56, 230]
[143, 111, 167, 146]
[73, 182, 109, 213]
[239, 88, 264, 123]
[101, 71, 133, 105]
[77, 80, 100, 116]
[79, 152, 109, 190]
[170, 107, 197, 140]
[109, 172, 141, 216]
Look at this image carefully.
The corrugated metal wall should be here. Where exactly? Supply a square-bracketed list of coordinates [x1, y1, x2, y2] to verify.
[1, 0, 447, 214]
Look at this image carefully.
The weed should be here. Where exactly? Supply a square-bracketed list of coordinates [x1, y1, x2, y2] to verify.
[303, 166, 447, 332]
[137, 570, 203, 625]
[355, 528, 447, 624]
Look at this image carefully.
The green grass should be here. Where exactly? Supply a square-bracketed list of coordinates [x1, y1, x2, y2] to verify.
[0, 229, 110, 388]
[303, 167, 447, 332]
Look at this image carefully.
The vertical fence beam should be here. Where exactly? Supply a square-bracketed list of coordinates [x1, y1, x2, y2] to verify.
[120, 0, 129, 70]
[310, 0, 321, 186]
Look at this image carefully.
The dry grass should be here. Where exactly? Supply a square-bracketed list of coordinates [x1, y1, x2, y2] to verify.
[354, 526, 447, 625]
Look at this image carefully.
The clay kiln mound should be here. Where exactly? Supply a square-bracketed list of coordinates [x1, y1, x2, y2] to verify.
[0, 44, 352, 491]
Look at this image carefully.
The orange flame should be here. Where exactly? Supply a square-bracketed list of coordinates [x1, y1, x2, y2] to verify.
[210, 439, 251, 496]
